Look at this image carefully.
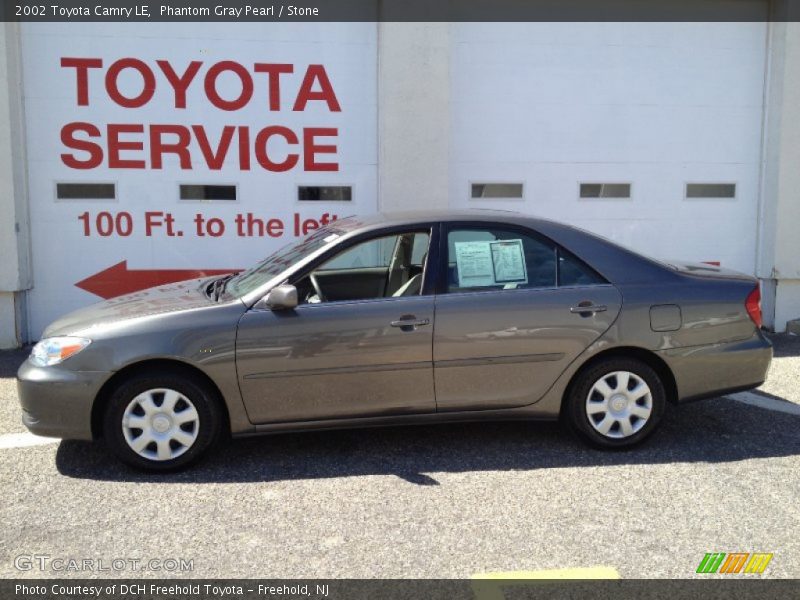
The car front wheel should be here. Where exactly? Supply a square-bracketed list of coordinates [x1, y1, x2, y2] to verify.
[564, 357, 666, 448]
[102, 370, 223, 471]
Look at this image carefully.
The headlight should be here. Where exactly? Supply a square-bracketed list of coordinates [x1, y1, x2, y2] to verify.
[30, 337, 91, 367]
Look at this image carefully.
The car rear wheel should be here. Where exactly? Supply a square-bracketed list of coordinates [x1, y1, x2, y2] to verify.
[102, 371, 223, 471]
[564, 357, 666, 448]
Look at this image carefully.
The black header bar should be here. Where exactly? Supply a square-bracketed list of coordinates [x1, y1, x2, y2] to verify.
[3, 0, 800, 22]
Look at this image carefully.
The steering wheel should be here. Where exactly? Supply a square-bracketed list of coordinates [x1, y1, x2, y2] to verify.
[309, 273, 326, 302]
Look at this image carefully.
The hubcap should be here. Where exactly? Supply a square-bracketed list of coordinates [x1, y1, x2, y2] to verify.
[585, 371, 652, 439]
[121, 388, 200, 461]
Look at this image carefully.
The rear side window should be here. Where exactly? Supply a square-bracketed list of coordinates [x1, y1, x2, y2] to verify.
[445, 226, 606, 293]
[558, 251, 606, 286]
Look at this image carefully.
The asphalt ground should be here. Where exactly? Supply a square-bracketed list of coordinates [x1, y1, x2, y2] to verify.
[0, 334, 798, 580]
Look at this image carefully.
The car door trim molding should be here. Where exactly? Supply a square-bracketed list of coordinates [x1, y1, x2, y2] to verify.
[243, 360, 433, 380]
[434, 353, 566, 369]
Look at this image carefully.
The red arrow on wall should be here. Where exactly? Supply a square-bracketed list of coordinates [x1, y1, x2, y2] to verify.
[75, 261, 237, 300]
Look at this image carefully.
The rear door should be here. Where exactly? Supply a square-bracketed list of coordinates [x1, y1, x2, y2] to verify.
[433, 222, 622, 411]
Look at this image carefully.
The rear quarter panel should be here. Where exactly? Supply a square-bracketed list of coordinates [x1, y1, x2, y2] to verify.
[615, 277, 760, 350]
[518, 272, 769, 418]
[578, 276, 766, 405]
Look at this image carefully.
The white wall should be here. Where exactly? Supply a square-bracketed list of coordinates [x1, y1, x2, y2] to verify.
[758, 21, 800, 330]
[449, 23, 767, 274]
[0, 23, 31, 348]
[378, 23, 450, 212]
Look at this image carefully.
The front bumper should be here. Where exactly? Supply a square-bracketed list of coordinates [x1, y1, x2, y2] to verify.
[659, 330, 773, 402]
[17, 360, 111, 440]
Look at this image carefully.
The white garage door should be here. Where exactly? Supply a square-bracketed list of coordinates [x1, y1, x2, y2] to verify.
[450, 22, 768, 273]
[21, 22, 377, 337]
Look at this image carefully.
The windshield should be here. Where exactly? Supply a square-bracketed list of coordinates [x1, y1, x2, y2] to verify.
[226, 224, 348, 298]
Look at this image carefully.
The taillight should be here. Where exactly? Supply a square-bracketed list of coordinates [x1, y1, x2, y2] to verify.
[745, 284, 762, 329]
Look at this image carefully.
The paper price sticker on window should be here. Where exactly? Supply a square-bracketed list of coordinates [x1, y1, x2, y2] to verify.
[454, 239, 527, 288]
[491, 240, 528, 284]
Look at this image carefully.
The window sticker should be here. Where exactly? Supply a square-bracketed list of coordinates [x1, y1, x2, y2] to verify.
[454, 239, 527, 288]
[454, 241, 495, 287]
[490, 240, 528, 284]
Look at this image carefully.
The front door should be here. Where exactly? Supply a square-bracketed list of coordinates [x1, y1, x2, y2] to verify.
[236, 229, 436, 424]
[433, 223, 622, 411]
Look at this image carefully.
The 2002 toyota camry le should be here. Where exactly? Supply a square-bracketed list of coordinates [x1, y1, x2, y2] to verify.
[18, 210, 772, 470]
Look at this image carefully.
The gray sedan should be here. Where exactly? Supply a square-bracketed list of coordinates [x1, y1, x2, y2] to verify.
[18, 210, 772, 471]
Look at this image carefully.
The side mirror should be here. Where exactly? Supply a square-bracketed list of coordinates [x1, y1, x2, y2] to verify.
[265, 284, 298, 310]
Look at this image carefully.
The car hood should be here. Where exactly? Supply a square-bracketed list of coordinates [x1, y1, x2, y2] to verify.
[42, 278, 217, 338]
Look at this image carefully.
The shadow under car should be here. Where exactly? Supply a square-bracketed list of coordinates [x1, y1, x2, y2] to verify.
[55, 395, 800, 484]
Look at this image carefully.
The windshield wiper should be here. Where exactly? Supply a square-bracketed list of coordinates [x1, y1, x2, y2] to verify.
[209, 274, 235, 302]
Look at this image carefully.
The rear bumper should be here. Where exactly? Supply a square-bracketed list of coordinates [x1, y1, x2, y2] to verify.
[17, 360, 109, 440]
[659, 331, 773, 403]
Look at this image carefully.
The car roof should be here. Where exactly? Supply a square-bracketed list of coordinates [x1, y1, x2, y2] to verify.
[333, 209, 568, 238]
[349, 209, 550, 228]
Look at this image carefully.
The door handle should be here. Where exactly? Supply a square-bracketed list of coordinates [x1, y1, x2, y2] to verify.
[390, 316, 431, 331]
[570, 303, 608, 315]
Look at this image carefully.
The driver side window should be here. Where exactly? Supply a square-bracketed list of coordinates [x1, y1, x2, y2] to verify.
[319, 237, 397, 271]
[296, 231, 430, 304]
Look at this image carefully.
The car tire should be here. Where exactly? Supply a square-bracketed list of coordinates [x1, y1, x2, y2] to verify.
[102, 370, 223, 471]
[564, 357, 666, 449]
